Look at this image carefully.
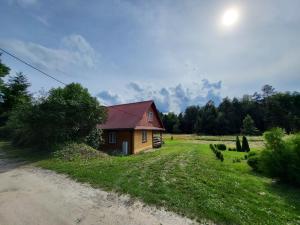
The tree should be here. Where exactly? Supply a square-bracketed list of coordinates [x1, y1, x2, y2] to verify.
[8, 83, 107, 149]
[236, 136, 242, 152]
[258, 128, 300, 186]
[0, 54, 10, 79]
[182, 106, 199, 133]
[162, 112, 180, 133]
[241, 114, 259, 135]
[0, 72, 31, 126]
[0, 54, 10, 103]
[242, 136, 250, 152]
[197, 101, 218, 134]
[262, 85, 276, 98]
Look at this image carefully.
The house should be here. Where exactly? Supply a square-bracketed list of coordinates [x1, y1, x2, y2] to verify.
[98, 100, 165, 155]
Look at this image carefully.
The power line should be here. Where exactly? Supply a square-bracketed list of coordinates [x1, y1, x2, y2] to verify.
[0, 47, 141, 118]
[0, 47, 67, 86]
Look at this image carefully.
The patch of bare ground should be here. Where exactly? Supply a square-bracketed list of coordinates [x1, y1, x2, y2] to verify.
[0, 159, 216, 225]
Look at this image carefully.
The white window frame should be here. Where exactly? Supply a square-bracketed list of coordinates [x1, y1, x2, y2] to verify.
[147, 111, 153, 122]
[108, 132, 116, 144]
[142, 130, 147, 143]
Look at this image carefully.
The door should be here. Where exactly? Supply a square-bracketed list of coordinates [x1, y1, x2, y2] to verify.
[122, 141, 128, 155]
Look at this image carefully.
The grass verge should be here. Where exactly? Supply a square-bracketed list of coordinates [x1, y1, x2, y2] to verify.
[1, 139, 299, 225]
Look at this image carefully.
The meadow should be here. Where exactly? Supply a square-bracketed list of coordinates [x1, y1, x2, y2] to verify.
[1, 136, 299, 225]
[38, 137, 300, 224]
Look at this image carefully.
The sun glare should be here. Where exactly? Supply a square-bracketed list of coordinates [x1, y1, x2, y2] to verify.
[221, 7, 240, 27]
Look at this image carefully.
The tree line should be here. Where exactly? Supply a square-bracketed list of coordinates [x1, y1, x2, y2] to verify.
[161, 85, 300, 135]
[0, 55, 106, 150]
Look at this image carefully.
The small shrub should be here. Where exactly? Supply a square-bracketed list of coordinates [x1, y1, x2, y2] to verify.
[170, 136, 173, 140]
[236, 136, 242, 152]
[210, 143, 224, 162]
[216, 144, 227, 151]
[85, 127, 103, 149]
[242, 136, 250, 152]
[258, 128, 300, 186]
[247, 152, 260, 171]
[219, 153, 224, 162]
[0, 126, 11, 139]
[53, 142, 108, 161]
[248, 151, 257, 157]
[233, 158, 241, 163]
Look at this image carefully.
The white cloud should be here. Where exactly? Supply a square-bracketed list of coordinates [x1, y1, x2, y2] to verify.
[7, 0, 38, 7]
[34, 15, 50, 26]
[97, 80, 222, 113]
[0, 34, 98, 76]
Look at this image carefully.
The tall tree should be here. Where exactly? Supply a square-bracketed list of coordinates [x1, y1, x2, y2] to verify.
[0, 72, 31, 126]
[8, 83, 107, 148]
[182, 106, 199, 133]
[262, 85, 276, 98]
[0, 54, 10, 103]
[198, 101, 218, 134]
[241, 114, 259, 135]
[162, 112, 180, 133]
[242, 136, 250, 152]
[236, 136, 242, 152]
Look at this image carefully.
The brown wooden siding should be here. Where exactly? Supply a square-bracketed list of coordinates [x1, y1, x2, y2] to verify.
[133, 130, 153, 154]
[101, 130, 133, 154]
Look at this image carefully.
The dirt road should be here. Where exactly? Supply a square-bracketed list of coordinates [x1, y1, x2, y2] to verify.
[0, 155, 198, 225]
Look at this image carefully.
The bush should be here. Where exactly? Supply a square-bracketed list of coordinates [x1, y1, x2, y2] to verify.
[236, 136, 242, 152]
[247, 152, 260, 171]
[249, 128, 300, 186]
[219, 152, 224, 162]
[53, 142, 108, 161]
[85, 127, 103, 149]
[210, 144, 224, 162]
[0, 126, 11, 139]
[233, 158, 242, 163]
[259, 128, 300, 186]
[242, 136, 250, 152]
[228, 147, 236, 151]
[7, 83, 107, 149]
[216, 143, 227, 151]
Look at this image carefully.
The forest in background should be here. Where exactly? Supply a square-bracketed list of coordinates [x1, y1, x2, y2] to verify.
[161, 85, 300, 135]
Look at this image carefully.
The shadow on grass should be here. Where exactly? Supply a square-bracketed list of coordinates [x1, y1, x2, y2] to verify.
[265, 180, 300, 212]
[0, 140, 51, 173]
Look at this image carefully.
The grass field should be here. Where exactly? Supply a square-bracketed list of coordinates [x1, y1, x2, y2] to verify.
[163, 134, 265, 148]
[1, 139, 299, 225]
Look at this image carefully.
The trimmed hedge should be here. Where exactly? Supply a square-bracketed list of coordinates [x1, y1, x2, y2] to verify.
[210, 144, 224, 162]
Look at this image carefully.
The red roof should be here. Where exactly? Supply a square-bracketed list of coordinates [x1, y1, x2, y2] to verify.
[98, 100, 164, 130]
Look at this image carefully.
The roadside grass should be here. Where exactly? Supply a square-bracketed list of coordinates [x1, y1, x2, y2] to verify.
[1, 139, 299, 225]
[0, 140, 49, 162]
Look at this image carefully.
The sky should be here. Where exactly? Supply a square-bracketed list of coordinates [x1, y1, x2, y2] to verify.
[0, 0, 300, 113]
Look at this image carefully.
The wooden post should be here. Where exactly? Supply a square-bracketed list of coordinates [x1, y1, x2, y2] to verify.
[152, 130, 154, 148]
[160, 131, 162, 147]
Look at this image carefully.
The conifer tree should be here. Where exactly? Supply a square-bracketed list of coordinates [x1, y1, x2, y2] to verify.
[236, 136, 242, 152]
[242, 136, 250, 152]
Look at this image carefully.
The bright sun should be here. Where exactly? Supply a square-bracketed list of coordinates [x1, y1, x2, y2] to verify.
[221, 7, 240, 27]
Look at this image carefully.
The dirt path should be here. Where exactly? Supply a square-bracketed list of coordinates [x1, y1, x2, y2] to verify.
[0, 156, 199, 225]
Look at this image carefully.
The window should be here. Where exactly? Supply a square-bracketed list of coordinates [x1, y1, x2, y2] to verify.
[147, 111, 153, 122]
[108, 132, 116, 144]
[142, 130, 147, 143]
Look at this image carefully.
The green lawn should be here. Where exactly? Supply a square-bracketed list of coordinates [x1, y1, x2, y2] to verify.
[1, 140, 300, 225]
